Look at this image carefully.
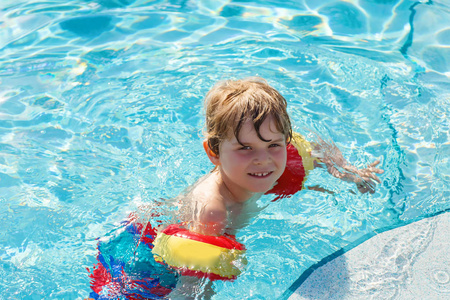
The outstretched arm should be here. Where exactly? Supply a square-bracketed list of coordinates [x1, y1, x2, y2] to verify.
[311, 137, 384, 194]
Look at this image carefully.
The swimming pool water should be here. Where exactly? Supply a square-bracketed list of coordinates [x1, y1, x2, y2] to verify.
[1, 0, 449, 299]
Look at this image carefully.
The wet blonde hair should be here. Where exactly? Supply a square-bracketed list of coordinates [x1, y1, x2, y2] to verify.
[204, 77, 292, 155]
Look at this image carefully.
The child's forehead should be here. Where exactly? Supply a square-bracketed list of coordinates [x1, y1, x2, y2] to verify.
[227, 117, 284, 141]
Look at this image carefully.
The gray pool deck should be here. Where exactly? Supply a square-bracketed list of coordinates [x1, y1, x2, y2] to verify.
[289, 212, 450, 300]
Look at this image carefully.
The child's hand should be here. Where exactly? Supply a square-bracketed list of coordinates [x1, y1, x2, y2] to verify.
[328, 160, 384, 194]
[311, 138, 384, 194]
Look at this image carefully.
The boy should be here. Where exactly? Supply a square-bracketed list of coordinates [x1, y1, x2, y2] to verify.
[183, 77, 383, 237]
[88, 77, 383, 299]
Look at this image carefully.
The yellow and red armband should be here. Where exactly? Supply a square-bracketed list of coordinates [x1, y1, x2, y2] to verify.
[152, 224, 246, 281]
[266, 132, 318, 199]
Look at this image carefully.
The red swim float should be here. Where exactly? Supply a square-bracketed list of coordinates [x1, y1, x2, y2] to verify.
[267, 132, 317, 200]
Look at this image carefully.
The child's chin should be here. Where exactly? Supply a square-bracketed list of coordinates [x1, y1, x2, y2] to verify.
[251, 185, 275, 194]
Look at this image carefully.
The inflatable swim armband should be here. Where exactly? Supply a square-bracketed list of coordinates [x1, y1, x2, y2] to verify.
[267, 132, 318, 199]
[152, 224, 247, 280]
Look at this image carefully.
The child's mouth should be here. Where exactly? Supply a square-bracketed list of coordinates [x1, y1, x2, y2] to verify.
[248, 171, 273, 178]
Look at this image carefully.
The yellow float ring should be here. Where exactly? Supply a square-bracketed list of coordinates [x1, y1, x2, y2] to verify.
[152, 224, 246, 280]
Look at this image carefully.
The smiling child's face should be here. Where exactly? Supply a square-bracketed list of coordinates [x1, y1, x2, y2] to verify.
[216, 114, 287, 202]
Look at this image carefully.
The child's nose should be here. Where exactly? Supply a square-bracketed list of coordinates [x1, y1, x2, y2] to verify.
[253, 149, 270, 165]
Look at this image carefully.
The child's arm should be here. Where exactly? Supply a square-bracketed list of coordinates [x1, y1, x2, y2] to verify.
[311, 136, 384, 194]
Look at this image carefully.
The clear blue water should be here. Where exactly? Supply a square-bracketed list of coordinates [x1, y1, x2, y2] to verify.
[1, 0, 449, 299]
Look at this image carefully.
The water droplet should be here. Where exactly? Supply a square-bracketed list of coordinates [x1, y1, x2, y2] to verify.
[433, 270, 449, 284]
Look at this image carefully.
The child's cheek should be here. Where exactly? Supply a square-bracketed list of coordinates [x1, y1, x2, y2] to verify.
[279, 149, 288, 170]
[273, 147, 287, 160]
[235, 150, 252, 161]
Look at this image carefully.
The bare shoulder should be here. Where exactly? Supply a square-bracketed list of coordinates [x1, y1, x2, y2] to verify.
[190, 174, 228, 235]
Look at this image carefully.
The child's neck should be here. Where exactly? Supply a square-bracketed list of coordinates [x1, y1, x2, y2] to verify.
[215, 169, 255, 204]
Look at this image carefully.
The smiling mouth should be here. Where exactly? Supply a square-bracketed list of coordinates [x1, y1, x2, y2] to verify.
[248, 171, 273, 177]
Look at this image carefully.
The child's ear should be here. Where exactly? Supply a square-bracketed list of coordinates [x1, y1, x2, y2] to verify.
[203, 140, 220, 166]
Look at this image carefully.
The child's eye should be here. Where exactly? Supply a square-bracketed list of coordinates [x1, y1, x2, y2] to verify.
[240, 146, 252, 150]
[269, 143, 281, 148]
